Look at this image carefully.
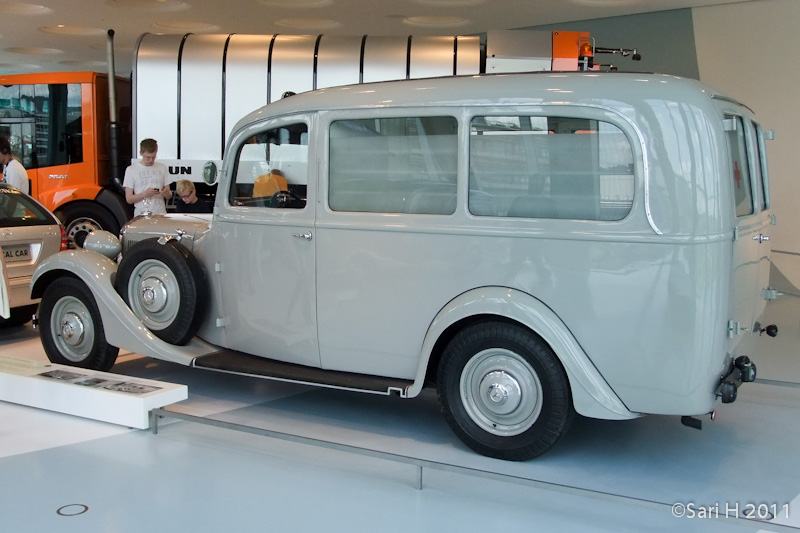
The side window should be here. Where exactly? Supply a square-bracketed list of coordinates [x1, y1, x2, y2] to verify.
[328, 116, 457, 214]
[726, 115, 753, 217]
[0, 83, 82, 170]
[753, 121, 770, 211]
[229, 123, 308, 209]
[469, 116, 634, 220]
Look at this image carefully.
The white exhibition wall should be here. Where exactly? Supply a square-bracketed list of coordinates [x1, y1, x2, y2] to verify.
[693, 0, 800, 287]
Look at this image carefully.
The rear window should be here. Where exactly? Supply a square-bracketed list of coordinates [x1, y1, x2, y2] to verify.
[0, 187, 56, 227]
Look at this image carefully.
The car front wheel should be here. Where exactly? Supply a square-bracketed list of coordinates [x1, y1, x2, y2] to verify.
[437, 321, 573, 461]
[39, 276, 119, 371]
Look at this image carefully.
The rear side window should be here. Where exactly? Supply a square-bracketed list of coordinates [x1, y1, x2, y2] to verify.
[328, 116, 458, 214]
[726, 115, 753, 217]
[753, 121, 770, 211]
[469, 116, 634, 220]
[0, 187, 55, 227]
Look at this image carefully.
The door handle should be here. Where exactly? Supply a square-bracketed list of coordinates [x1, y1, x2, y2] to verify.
[292, 231, 312, 241]
[752, 234, 770, 243]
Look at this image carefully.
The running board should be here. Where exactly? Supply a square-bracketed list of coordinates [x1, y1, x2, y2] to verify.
[192, 350, 412, 397]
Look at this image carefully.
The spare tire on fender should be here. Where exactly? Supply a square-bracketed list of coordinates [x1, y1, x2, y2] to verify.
[116, 238, 206, 345]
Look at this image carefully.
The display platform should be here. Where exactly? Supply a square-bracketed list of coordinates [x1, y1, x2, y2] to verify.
[0, 355, 187, 429]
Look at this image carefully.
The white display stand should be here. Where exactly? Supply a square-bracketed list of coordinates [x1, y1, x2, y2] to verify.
[0, 355, 188, 429]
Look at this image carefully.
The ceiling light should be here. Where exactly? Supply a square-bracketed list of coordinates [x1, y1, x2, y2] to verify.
[569, 0, 640, 6]
[258, 0, 333, 6]
[275, 18, 340, 29]
[413, 0, 487, 6]
[108, 0, 189, 11]
[402, 16, 470, 27]
[39, 25, 107, 36]
[5, 46, 64, 55]
[0, 2, 52, 15]
[0, 62, 41, 71]
[59, 60, 108, 67]
[152, 21, 221, 32]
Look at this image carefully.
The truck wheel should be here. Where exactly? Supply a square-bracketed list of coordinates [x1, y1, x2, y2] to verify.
[59, 203, 121, 248]
[437, 322, 573, 461]
[0, 304, 37, 328]
[39, 277, 119, 371]
[116, 238, 205, 345]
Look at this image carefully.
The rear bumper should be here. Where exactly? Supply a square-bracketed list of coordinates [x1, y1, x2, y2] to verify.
[715, 355, 757, 404]
[8, 276, 37, 308]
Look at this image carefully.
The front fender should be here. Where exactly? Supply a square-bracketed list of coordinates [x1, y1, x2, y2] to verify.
[410, 287, 638, 421]
[32, 249, 216, 365]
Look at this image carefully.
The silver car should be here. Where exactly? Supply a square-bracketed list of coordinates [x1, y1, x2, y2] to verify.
[0, 183, 65, 327]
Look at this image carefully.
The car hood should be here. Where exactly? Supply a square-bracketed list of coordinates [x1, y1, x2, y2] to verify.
[121, 213, 211, 253]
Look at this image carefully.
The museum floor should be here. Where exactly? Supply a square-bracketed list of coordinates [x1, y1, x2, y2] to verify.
[2, 277, 799, 532]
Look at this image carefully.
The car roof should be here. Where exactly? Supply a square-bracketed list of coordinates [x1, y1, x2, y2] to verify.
[234, 71, 740, 130]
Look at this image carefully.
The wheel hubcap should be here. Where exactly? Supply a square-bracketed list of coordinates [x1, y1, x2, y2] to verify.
[60, 312, 85, 346]
[460, 348, 543, 436]
[127, 259, 180, 331]
[140, 278, 168, 313]
[482, 371, 522, 415]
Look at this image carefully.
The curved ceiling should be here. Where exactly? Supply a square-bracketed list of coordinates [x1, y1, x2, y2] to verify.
[0, 0, 754, 75]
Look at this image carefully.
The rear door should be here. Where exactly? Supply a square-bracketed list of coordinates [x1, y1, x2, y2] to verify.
[726, 114, 771, 348]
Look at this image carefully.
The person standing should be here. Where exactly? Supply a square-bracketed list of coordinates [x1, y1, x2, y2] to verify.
[0, 136, 29, 194]
[123, 138, 173, 216]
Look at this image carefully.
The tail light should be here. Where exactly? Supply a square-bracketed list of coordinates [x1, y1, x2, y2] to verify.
[59, 225, 68, 251]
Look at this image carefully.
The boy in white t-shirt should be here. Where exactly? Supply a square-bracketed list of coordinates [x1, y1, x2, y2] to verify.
[123, 138, 173, 216]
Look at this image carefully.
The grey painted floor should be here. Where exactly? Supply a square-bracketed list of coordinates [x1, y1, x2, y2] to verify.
[1, 292, 799, 532]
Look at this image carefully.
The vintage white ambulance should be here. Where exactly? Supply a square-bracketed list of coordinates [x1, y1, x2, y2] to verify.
[31, 72, 776, 460]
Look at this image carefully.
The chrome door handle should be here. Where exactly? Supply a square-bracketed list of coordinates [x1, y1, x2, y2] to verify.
[292, 231, 312, 241]
[752, 234, 770, 243]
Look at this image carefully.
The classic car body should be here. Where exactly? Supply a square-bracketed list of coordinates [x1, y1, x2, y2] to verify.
[31, 72, 774, 459]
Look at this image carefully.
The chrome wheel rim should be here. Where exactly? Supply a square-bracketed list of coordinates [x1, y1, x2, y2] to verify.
[50, 295, 94, 363]
[66, 217, 102, 248]
[460, 348, 543, 436]
[127, 259, 180, 331]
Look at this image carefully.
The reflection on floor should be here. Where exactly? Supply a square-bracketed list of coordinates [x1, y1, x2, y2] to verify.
[1, 293, 799, 532]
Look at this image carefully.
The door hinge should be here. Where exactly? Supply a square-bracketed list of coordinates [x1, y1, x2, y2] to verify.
[727, 320, 749, 338]
[762, 287, 783, 300]
[733, 227, 739, 241]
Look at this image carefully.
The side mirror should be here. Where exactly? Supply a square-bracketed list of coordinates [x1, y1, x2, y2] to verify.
[202, 161, 219, 186]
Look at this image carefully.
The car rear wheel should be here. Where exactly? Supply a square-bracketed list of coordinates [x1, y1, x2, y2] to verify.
[39, 277, 119, 371]
[116, 238, 205, 345]
[437, 321, 573, 461]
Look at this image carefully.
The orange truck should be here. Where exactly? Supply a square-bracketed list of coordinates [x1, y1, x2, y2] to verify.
[0, 71, 132, 246]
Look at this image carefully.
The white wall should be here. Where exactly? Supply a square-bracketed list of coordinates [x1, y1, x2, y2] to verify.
[693, 0, 800, 286]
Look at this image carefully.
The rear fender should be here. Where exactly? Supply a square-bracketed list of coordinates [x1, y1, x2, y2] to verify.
[31, 250, 216, 365]
[412, 287, 638, 420]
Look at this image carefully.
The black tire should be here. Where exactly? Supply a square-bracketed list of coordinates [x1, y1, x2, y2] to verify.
[116, 238, 206, 345]
[437, 321, 574, 461]
[0, 304, 37, 328]
[58, 203, 121, 248]
[39, 277, 119, 371]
